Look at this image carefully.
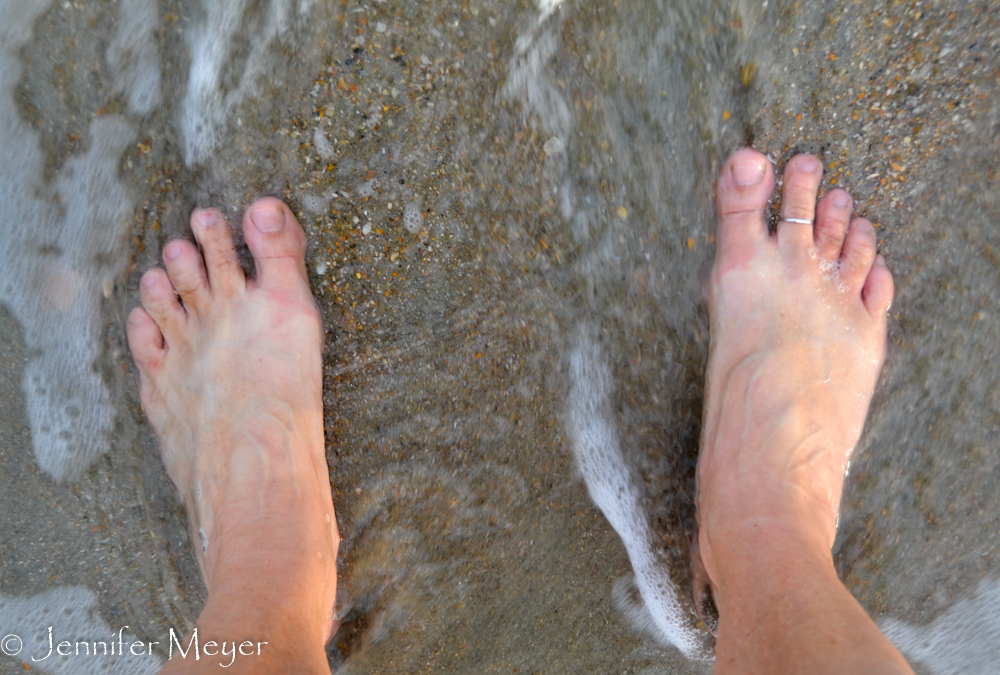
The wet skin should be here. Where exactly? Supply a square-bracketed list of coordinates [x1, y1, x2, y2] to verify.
[127, 199, 336, 674]
[696, 149, 913, 674]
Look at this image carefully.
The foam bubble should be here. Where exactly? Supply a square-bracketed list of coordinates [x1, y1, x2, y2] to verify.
[0, 587, 161, 673]
[356, 179, 376, 199]
[567, 330, 703, 660]
[0, 2, 139, 481]
[881, 577, 1000, 675]
[302, 192, 329, 215]
[313, 126, 335, 159]
[403, 200, 424, 234]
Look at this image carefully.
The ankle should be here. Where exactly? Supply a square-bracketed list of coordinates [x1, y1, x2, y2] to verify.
[699, 487, 838, 595]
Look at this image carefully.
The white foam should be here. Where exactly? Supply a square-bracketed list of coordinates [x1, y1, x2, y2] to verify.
[403, 200, 424, 234]
[179, 0, 318, 166]
[313, 126, 335, 159]
[0, 587, 161, 674]
[536, 0, 565, 24]
[0, 0, 140, 481]
[567, 331, 704, 660]
[503, 30, 573, 143]
[302, 192, 329, 215]
[106, 0, 162, 115]
[880, 577, 1000, 675]
[503, 0, 576, 229]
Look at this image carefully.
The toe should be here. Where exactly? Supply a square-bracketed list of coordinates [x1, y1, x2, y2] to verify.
[126, 307, 165, 375]
[839, 217, 878, 293]
[813, 189, 853, 261]
[140, 268, 186, 338]
[191, 208, 244, 296]
[862, 254, 894, 320]
[714, 148, 775, 266]
[163, 239, 209, 311]
[777, 154, 824, 253]
[243, 197, 310, 292]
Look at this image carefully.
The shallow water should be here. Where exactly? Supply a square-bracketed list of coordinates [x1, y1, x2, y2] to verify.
[1, 0, 999, 673]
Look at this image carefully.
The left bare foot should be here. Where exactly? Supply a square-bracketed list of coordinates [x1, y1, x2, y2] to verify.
[127, 198, 337, 671]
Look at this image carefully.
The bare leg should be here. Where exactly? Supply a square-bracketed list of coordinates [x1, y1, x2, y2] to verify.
[698, 149, 914, 674]
[127, 199, 336, 674]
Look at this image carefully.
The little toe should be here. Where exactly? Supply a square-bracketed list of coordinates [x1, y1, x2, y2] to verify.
[862, 254, 894, 320]
[163, 239, 209, 311]
[140, 268, 186, 338]
[777, 154, 824, 253]
[243, 197, 310, 293]
[839, 217, 878, 293]
[126, 307, 165, 375]
[191, 207, 244, 296]
[813, 189, 853, 261]
[714, 148, 775, 266]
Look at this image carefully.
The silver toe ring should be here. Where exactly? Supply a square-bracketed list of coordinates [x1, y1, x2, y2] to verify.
[779, 217, 813, 225]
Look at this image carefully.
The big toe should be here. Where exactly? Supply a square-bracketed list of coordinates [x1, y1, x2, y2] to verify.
[715, 148, 774, 264]
[243, 198, 309, 293]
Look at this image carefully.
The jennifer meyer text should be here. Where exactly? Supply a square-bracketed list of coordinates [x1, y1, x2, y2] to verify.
[1, 626, 266, 668]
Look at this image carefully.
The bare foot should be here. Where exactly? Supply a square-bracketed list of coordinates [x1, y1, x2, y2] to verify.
[127, 199, 338, 669]
[692, 150, 913, 674]
[697, 149, 893, 580]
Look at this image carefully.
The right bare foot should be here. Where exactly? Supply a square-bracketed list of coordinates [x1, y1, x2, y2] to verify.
[697, 149, 893, 587]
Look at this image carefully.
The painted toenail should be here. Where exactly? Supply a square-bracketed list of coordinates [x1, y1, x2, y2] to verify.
[251, 205, 286, 233]
[142, 274, 157, 288]
[833, 192, 851, 209]
[164, 244, 182, 261]
[797, 156, 821, 173]
[732, 159, 766, 187]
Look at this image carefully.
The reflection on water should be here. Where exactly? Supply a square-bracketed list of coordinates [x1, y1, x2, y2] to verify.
[0, 0, 999, 673]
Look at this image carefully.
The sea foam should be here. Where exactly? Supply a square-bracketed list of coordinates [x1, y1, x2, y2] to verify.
[0, 0, 140, 481]
[0, 587, 160, 674]
[179, 0, 317, 166]
[880, 577, 1000, 675]
[567, 331, 703, 659]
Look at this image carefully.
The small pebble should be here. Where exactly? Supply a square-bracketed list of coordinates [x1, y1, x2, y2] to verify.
[616, 206, 628, 220]
[315, 261, 328, 275]
[376, 21, 386, 33]
[362, 223, 372, 235]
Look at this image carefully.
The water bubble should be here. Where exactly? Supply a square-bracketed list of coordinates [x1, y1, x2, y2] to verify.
[403, 202, 424, 234]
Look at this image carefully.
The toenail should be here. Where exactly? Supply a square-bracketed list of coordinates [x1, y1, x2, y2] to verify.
[250, 205, 286, 233]
[796, 156, 821, 173]
[142, 274, 157, 288]
[732, 159, 766, 187]
[195, 209, 218, 228]
[164, 244, 182, 261]
[833, 192, 851, 209]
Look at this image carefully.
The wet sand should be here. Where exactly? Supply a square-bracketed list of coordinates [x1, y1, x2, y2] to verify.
[1, 1, 999, 673]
